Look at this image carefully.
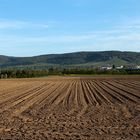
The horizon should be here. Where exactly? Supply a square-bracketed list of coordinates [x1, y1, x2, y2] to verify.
[0, 0, 140, 56]
[1, 50, 140, 57]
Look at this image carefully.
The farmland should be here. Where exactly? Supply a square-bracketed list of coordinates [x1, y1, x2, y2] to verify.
[0, 76, 140, 140]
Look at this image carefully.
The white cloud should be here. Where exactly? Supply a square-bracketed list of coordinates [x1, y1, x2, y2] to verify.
[0, 19, 49, 29]
[0, 17, 140, 56]
[0, 34, 96, 47]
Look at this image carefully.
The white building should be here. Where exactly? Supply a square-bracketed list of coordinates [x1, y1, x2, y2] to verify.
[116, 65, 124, 69]
[136, 65, 140, 69]
[101, 66, 112, 70]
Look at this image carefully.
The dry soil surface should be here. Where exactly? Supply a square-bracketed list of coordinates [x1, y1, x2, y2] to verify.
[0, 76, 140, 140]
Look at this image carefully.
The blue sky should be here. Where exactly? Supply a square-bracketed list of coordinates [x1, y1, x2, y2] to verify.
[0, 0, 140, 56]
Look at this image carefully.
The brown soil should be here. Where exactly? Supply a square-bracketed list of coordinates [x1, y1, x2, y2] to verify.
[0, 76, 140, 140]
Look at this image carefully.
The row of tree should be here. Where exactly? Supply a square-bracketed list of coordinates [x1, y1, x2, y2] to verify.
[62, 68, 140, 75]
[0, 68, 140, 79]
[0, 69, 48, 78]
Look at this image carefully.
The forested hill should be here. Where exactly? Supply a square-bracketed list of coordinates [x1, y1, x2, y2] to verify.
[0, 51, 140, 67]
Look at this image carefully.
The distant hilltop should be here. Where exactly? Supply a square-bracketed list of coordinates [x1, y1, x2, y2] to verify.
[0, 51, 140, 68]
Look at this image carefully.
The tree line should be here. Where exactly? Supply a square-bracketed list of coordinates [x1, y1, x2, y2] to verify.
[0, 69, 48, 78]
[0, 68, 140, 79]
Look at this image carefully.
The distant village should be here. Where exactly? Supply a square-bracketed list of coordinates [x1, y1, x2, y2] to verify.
[100, 65, 140, 70]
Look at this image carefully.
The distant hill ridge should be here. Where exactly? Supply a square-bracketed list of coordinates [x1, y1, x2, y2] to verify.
[0, 51, 140, 67]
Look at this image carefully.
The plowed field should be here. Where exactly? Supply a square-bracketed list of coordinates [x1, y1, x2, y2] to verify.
[0, 76, 140, 140]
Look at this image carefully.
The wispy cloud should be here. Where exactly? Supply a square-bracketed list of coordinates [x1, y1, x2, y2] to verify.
[0, 18, 140, 56]
[0, 26, 140, 47]
[0, 19, 49, 29]
[0, 34, 96, 46]
[0, 31, 140, 48]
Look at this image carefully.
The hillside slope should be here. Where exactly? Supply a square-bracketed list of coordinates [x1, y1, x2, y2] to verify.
[0, 51, 140, 67]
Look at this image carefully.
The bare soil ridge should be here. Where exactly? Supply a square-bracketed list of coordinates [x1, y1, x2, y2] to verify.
[0, 76, 140, 139]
